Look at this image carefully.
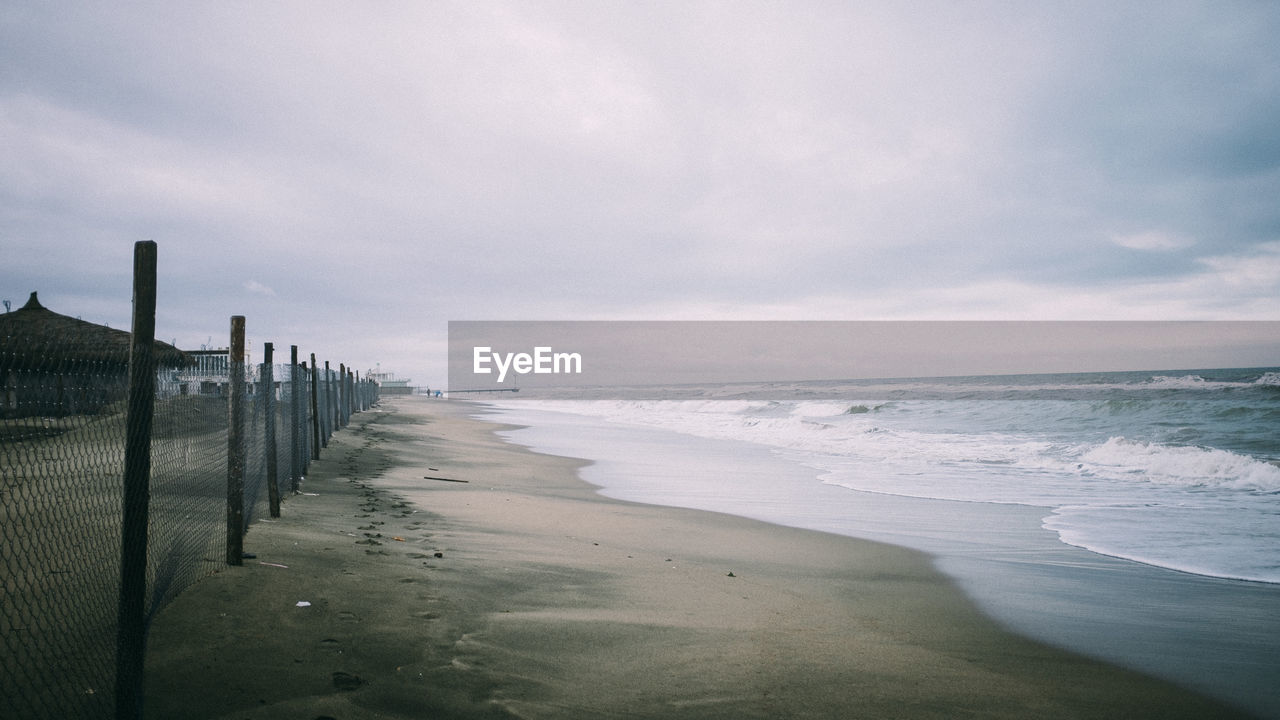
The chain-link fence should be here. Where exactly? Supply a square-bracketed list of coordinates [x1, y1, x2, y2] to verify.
[2, 345, 132, 720]
[1, 270, 379, 719]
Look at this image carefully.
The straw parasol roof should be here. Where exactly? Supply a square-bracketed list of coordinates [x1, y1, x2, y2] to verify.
[0, 291, 190, 371]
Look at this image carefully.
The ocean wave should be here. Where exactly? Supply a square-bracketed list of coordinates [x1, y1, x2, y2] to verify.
[849, 372, 1278, 396]
[791, 401, 857, 417]
[489, 391, 1280, 585]
[527, 398, 774, 419]
[1080, 437, 1280, 492]
[1255, 371, 1280, 387]
[1140, 372, 1280, 391]
[1144, 374, 1213, 388]
[1045, 504, 1280, 584]
[505, 398, 1280, 494]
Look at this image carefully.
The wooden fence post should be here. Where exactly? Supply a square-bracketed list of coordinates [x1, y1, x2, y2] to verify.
[324, 360, 333, 444]
[338, 363, 346, 428]
[226, 316, 246, 566]
[116, 240, 157, 720]
[309, 353, 321, 459]
[263, 342, 280, 518]
[290, 345, 301, 491]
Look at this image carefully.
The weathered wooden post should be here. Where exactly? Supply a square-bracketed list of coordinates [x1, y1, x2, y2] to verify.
[336, 365, 344, 429]
[263, 342, 280, 518]
[116, 240, 157, 720]
[324, 360, 334, 444]
[226, 316, 246, 566]
[338, 362, 347, 428]
[290, 345, 302, 491]
[309, 353, 321, 458]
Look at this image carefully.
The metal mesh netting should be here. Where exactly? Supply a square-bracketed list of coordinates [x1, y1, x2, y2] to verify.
[1, 336, 328, 718]
[1, 347, 130, 719]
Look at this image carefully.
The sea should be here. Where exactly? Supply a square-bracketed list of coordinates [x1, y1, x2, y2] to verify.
[469, 367, 1280, 717]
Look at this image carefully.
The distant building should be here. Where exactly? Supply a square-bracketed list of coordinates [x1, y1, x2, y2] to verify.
[367, 368, 413, 395]
[174, 348, 298, 399]
[177, 348, 235, 396]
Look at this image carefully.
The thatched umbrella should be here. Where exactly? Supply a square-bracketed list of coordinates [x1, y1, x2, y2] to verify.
[1, 292, 192, 417]
[0, 291, 189, 371]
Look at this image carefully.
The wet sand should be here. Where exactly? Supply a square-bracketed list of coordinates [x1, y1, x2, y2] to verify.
[143, 396, 1253, 718]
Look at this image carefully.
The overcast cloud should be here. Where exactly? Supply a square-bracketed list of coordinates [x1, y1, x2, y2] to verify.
[3, 1, 1278, 385]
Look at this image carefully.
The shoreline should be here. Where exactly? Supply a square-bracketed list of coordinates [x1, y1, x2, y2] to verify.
[144, 396, 1254, 718]
[481, 397, 1280, 718]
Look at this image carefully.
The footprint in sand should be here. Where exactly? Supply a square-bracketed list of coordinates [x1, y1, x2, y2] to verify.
[332, 671, 364, 691]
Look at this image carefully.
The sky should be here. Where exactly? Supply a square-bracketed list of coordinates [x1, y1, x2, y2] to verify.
[3, 1, 1279, 387]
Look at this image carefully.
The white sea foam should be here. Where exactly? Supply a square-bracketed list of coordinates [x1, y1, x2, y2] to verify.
[1255, 371, 1280, 386]
[1140, 374, 1269, 390]
[1045, 502, 1280, 584]
[489, 369, 1280, 584]
[1080, 437, 1280, 492]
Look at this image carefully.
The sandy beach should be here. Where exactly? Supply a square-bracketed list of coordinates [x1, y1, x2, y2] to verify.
[144, 396, 1252, 719]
